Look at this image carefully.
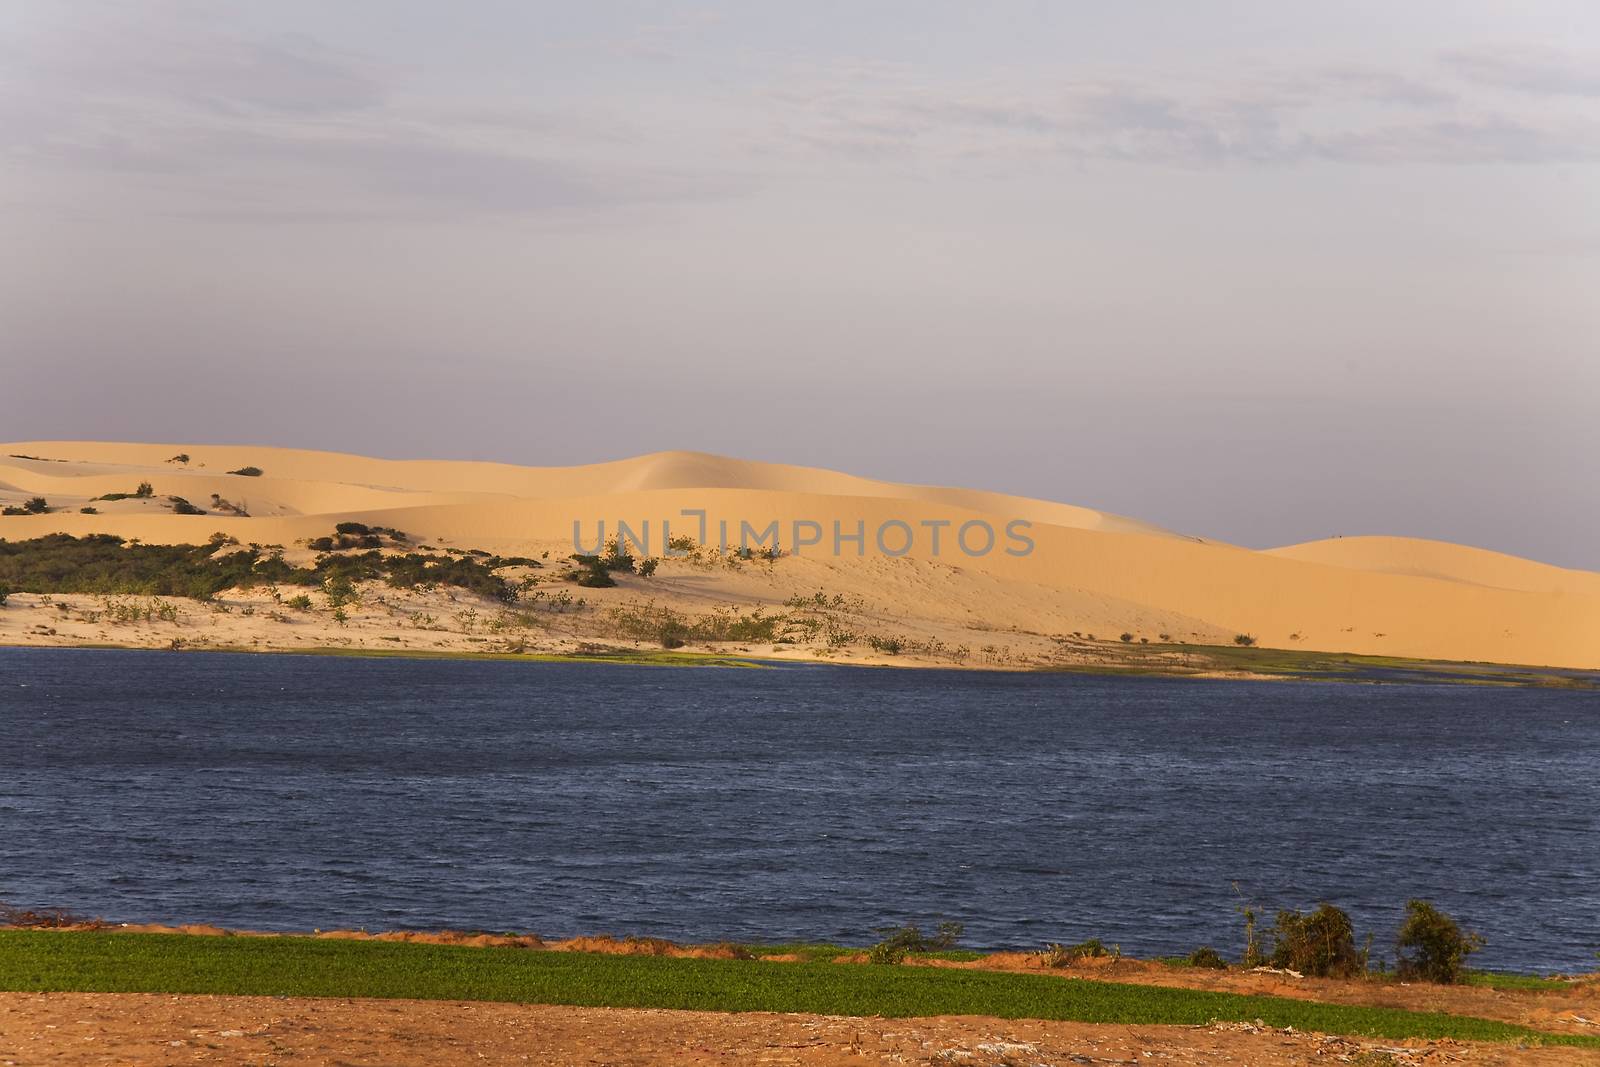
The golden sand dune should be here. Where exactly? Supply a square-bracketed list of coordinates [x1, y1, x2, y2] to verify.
[1, 441, 1596, 670]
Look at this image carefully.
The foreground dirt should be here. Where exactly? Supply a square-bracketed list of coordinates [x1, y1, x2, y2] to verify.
[3, 992, 1596, 1067]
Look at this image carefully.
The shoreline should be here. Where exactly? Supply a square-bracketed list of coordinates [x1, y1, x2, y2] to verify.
[4, 627, 1597, 688]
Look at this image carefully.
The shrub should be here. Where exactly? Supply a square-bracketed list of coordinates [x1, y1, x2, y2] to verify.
[1186, 946, 1229, 969]
[335, 522, 371, 536]
[79, 506, 98, 514]
[868, 922, 963, 965]
[168, 496, 206, 515]
[0, 586, 8, 606]
[1119, 632, 1134, 642]
[637, 557, 659, 578]
[323, 574, 358, 608]
[228, 466, 264, 477]
[1395, 900, 1482, 983]
[575, 563, 616, 588]
[167, 454, 190, 465]
[1234, 633, 1257, 646]
[1041, 938, 1116, 967]
[601, 537, 636, 574]
[1270, 903, 1365, 978]
[134, 481, 153, 498]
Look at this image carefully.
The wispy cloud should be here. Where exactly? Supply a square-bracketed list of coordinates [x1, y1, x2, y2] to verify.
[1442, 43, 1600, 97]
[744, 57, 1600, 168]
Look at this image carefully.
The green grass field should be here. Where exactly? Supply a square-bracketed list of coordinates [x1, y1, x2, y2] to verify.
[2, 931, 1595, 1048]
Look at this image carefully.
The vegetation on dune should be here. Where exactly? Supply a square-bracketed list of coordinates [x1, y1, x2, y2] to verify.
[168, 496, 206, 515]
[227, 466, 264, 477]
[2, 497, 50, 516]
[94, 482, 155, 502]
[0, 533, 520, 602]
[0, 931, 1592, 1047]
[608, 600, 783, 649]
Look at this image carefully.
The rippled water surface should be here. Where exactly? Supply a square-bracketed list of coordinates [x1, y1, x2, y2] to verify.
[3, 648, 1597, 971]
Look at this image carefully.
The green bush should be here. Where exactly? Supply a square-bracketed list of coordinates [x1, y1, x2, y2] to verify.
[167, 454, 190, 465]
[286, 594, 313, 611]
[79, 506, 98, 515]
[1234, 633, 1257, 646]
[637, 558, 659, 578]
[1186, 946, 1229, 969]
[0, 586, 9, 606]
[227, 467, 264, 477]
[868, 922, 963, 965]
[134, 481, 153, 498]
[1395, 900, 1482, 984]
[1270, 904, 1365, 978]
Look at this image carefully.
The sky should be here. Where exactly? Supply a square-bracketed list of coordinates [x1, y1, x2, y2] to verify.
[4, 1, 1598, 566]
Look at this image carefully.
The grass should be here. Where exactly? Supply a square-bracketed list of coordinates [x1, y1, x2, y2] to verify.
[1, 932, 1595, 1048]
[1464, 970, 1583, 991]
[272, 646, 772, 668]
[1045, 641, 1599, 690]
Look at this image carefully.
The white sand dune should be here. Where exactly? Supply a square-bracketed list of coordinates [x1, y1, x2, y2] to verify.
[2, 440, 1596, 670]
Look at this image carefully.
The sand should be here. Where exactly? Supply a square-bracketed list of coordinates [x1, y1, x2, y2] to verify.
[2, 441, 1597, 670]
[8, 992, 1598, 1066]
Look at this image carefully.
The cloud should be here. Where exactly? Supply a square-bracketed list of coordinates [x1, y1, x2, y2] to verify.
[1, 4, 749, 219]
[745, 58, 1600, 168]
[1443, 43, 1600, 97]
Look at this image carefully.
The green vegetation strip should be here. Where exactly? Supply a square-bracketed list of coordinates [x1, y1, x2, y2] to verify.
[2, 932, 1594, 1047]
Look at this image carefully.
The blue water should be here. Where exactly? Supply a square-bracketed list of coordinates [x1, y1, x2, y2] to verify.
[2, 647, 1597, 972]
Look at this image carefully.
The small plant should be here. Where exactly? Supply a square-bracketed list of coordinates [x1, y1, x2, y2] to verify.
[1239, 897, 1266, 968]
[228, 466, 264, 477]
[167, 453, 190, 464]
[1234, 633, 1257, 646]
[323, 575, 358, 609]
[134, 481, 154, 498]
[637, 557, 659, 578]
[0, 586, 9, 607]
[1395, 899, 1482, 984]
[1186, 946, 1229, 969]
[79, 506, 98, 514]
[1119, 632, 1134, 643]
[332, 606, 349, 626]
[286, 594, 313, 611]
[1040, 938, 1117, 967]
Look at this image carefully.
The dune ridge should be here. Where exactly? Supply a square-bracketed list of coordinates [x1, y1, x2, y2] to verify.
[1, 440, 1596, 671]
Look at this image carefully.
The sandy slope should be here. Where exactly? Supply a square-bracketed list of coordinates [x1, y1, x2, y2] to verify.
[2, 441, 1597, 670]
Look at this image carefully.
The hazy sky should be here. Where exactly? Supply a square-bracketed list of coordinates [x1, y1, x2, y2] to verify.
[4, 2, 1598, 566]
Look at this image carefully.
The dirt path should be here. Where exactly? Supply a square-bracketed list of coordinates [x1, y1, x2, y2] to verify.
[3, 992, 1596, 1067]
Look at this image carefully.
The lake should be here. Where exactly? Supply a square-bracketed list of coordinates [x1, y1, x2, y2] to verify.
[2, 647, 1596, 972]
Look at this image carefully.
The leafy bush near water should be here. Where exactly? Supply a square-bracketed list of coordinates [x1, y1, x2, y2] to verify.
[1396, 899, 1483, 983]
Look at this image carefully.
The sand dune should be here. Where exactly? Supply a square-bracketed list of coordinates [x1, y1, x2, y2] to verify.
[1, 441, 1596, 670]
